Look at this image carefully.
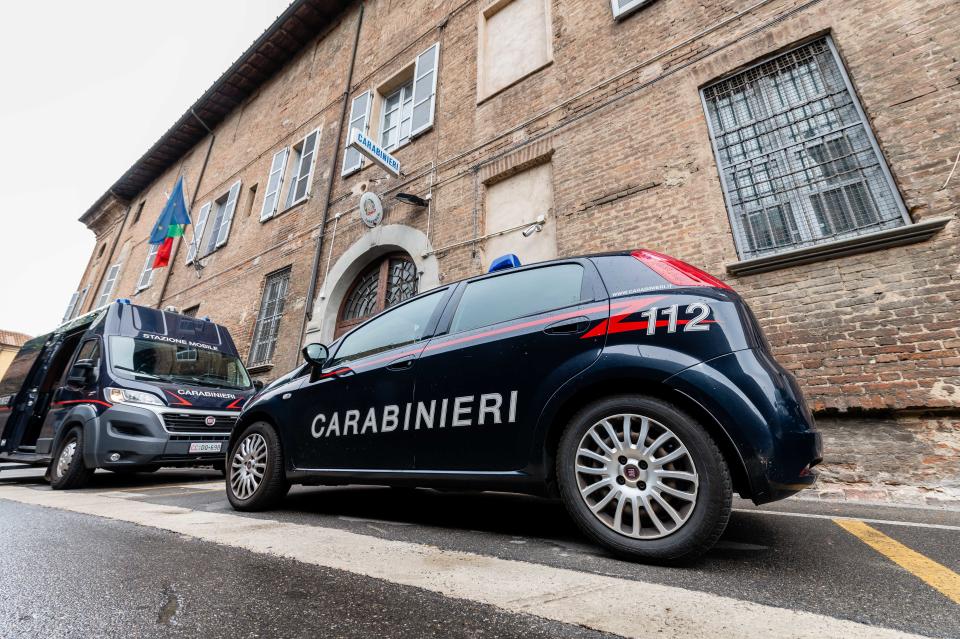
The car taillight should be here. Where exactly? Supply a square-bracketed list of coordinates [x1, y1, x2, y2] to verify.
[631, 249, 733, 290]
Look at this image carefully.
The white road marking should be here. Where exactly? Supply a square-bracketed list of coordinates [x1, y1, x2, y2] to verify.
[0, 486, 923, 639]
[734, 508, 960, 532]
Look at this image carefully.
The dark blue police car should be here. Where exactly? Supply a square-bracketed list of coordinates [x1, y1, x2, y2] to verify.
[226, 250, 822, 562]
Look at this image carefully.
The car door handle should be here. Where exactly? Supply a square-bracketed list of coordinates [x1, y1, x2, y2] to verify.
[386, 357, 415, 371]
[544, 316, 591, 335]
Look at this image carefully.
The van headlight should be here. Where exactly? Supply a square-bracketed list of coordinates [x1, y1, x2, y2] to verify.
[106, 387, 164, 406]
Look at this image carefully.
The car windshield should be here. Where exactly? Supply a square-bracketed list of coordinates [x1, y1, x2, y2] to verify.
[108, 336, 252, 390]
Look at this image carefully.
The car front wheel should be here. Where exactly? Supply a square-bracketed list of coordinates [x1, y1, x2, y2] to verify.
[557, 395, 731, 564]
[49, 426, 95, 490]
[226, 422, 289, 511]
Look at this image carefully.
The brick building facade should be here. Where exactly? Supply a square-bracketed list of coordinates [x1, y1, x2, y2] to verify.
[68, 0, 958, 503]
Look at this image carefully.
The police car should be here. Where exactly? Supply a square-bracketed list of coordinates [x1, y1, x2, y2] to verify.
[226, 250, 821, 562]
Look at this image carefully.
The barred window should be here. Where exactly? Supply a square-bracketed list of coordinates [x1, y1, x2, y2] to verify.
[701, 37, 908, 260]
[249, 268, 291, 367]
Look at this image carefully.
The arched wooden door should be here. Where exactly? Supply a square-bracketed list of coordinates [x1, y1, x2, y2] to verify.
[335, 253, 419, 338]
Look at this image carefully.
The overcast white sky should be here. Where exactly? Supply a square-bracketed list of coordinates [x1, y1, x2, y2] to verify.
[0, 0, 294, 337]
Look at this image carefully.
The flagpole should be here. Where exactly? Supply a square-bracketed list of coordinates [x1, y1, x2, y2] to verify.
[156, 111, 216, 307]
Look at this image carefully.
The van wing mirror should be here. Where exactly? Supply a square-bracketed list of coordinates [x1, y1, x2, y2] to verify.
[67, 359, 97, 387]
[301, 343, 329, 367]
[253, 380, 265, 392]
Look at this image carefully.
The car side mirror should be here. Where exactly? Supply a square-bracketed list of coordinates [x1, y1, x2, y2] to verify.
[253, 380, 264, 392]
[67, 359, 97, 387]
[301, 343, 329, 368]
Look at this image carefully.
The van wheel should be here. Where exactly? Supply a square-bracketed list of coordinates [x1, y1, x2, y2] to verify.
[556, 395, 731, 564]
[50, 427, 95, 490]
[226, 422, 289, 511]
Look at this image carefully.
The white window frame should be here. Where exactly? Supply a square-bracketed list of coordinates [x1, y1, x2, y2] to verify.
[380, 80, 415, 152]
[186, 202, 211, 265]
[136, 243, 161, 291]
[283, 129, 320, 209]
[610, 0, 656, 20]
[260, 148, 289, 221]
[342, 91, 372, 177]
[95, 263, 122, 308]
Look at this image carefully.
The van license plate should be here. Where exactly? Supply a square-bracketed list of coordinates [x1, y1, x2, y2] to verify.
[188, 442, 222, 454]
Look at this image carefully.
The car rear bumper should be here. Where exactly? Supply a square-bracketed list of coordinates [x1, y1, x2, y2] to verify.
[665, 348, 823, 505]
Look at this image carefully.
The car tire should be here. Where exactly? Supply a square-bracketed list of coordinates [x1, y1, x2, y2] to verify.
[557, 395, 731, 564]
[49, 426, 95, 490]
[226, 421, 289, 511]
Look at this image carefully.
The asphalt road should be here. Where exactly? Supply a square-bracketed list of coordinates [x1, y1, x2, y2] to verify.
[0, 466, 958, 638]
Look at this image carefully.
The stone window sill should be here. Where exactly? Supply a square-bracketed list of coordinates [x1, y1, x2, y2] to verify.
[246, 363, 274, 374]
[725, 216, 952, 277]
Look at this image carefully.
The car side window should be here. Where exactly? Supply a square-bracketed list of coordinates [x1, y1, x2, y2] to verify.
[450, 264, 585, 334]
[329, 290, 444, 366]
[74, 340, 100, 366]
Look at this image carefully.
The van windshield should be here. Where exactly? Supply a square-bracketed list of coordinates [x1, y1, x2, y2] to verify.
[108, 337, 252, 390]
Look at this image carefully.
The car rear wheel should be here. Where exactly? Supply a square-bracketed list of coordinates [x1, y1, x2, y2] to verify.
[49, 427, 95, 490]
[226, 422, 289, 511]
[557, 395, 731, 563]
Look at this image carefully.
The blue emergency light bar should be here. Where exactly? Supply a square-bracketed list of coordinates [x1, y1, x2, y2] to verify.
[489, 254, 521, 273]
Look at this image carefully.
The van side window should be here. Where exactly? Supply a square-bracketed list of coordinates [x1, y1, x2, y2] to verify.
[74, 340, 100, 367]
[330, 291, 444, 366]
[450, 264, 585, 334]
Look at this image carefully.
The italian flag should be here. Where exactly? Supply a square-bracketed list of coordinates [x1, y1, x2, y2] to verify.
[148, 176, 191, 269]
[153, 223, 184, 268]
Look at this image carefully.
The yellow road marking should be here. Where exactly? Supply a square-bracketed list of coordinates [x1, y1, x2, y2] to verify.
[834, 518, 960, 605]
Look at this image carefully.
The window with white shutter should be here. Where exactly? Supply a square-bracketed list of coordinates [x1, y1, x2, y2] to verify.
[213, 180, 242, 249]
[74, 286, 89, 319]
[136, 243, 161, 291]
[95, 263, 122, 308]
[61, 291, 80, 323]
[283, 130, 319, 209]
[260, 148, 289, 221]
[372, 43, 441, 154]
[411, 43, 439, 136]
[342, 91, 372, 176]
[186, 202, 211, 265]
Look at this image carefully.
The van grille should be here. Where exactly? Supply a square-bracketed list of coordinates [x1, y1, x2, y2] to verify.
[161, 413, 236, 433]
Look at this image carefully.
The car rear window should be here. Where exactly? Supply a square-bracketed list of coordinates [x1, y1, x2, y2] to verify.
[591, 255, 667, 298]
[450, 264, 585, 334]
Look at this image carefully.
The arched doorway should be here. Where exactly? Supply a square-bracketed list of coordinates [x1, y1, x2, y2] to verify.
[335, 252, 418, 337]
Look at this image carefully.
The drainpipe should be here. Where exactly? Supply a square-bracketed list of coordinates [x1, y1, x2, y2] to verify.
[88, 191, 132, 314]
[294, 2, 365, 365]
[157, 109, 216, 306]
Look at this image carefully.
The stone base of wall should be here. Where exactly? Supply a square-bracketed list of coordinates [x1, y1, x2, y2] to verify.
[802, 414, 960, 509]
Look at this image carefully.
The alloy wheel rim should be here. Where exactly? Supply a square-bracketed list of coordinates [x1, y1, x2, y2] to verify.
[574, 413, 698, 539]
[56, 440, 77, 478]
[230, 433, 268, 500]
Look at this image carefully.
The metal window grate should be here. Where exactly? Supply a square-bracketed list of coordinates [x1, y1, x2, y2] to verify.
[701, 37, 908, 260]
[249, 268, 291, 367]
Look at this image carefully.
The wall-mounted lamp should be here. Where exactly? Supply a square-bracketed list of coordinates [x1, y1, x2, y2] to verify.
[395, 192, 431, 207]
[521, 214, 547, 237]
